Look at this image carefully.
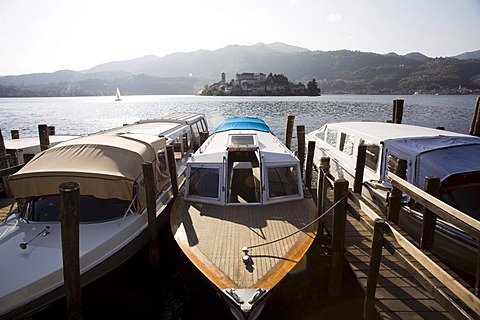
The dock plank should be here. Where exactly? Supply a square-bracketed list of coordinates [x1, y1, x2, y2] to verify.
[320, 188, 465, 319]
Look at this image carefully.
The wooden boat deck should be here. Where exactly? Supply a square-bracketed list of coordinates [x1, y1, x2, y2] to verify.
[171, 197, 318, 290]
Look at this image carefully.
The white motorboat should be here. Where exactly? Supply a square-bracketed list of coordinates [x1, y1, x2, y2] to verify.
[0, 113, 208, 319]
[4, 134, 79, 165]
[171, 117, 318, 319]
[307, 121, 480, 276]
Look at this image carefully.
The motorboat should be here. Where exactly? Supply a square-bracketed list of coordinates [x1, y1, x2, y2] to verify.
[4, 134, 79, 165]
[170, 117, 318, 319]
[307, 121, 480, 276]
[0, 113, 208, 319]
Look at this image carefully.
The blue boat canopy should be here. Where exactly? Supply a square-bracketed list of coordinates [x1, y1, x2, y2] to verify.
[213, 117, 273, 133]
[381, 135, 480, 189]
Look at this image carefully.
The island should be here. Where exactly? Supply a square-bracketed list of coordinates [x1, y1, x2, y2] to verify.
[199, 72, 320, 96]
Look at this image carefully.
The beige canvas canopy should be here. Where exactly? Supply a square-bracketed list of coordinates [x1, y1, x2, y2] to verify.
[8, 133, 168, 201]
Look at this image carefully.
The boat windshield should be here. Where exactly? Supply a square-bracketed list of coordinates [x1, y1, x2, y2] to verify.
[22, 195, 131, 222]
[187, 167, 220, 199]
[267, 166, 300, 198]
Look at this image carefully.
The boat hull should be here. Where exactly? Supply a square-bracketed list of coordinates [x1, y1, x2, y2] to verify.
[0, 190, 172, 319]
[171, 197, 318, 319]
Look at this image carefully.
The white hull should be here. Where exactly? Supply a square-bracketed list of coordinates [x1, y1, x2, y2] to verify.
[0, 191, 172, 319]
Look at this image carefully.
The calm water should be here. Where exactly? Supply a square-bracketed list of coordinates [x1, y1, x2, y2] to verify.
[0, 95, 477, 142]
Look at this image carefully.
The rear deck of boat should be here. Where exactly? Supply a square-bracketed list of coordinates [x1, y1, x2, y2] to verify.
[171, 197, 318, 290]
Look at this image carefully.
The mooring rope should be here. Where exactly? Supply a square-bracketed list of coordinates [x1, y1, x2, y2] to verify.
[244, 193, 348, 251]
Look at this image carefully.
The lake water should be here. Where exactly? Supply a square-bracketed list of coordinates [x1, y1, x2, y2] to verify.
[1, 95, 478, 142]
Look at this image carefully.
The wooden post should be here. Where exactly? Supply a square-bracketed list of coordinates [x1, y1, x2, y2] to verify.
[329, 178, 349, 298]
[393, 99, 404, 124]
[166, 145, 178, 197]
[364, 218, 386, 320]
[386, 159, 407, 224]
[0, 129, 7, 197]
[316, 157, 330, 243]
[420, 176, 440, 251]
[48, 126, 56, 135]
[0, 129, 6, 160]
[38, 124, 50, 151]
[305, 141, 315, 192]
[317, 157, 330, 215]
[297, 125, 305, 178]
[59, 182, 82, 320]
[11, 130, 19, 139]
[142, 162, 159, 268]
[285, 115, 295, 151]
[475, 244, 480, 297]
[469, 97, 480, 136]
[353, 144, 367, 194]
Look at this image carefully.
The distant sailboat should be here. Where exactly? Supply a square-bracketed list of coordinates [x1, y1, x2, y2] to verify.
[115, 87, 122, 101]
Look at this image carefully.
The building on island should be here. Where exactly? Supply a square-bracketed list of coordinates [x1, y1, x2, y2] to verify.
[201, 72, 319, 96]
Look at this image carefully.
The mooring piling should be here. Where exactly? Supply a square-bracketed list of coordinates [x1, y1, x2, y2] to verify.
[38, 124, 50, 151]
[285, 115, 295, 151]
[469, 96, 480, 136]
[142, 162, 160, 268]
[297, 125, 305, 178]
[166, 145, 179, 197]
[392, 99, 404, 124]
[328, 178, 349, 298]
[59, 181, 82, 320]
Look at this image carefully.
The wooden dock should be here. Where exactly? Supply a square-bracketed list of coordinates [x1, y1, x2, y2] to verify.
[311, 164, 480, 319]
[321, 189, 477, 319]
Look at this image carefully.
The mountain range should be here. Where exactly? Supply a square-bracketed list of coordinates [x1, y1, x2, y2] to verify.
[1, 42, 479, 96]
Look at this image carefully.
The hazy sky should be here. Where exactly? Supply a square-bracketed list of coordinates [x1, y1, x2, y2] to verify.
[0, 0, 479, 76]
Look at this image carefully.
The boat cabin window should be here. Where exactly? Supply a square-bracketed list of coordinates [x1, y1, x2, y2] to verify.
[24, 195, 130, 222]
[198, 119, 207, 132]
[339, 132, 355, 157]
[315, 131, 325, 141]
[182, 133, 190, 151]
[172, 132, 191, 161]
[440, 172, 480, 220]
[192, 123, 202, 148]
[326, 129, 338, 147]
[187, 166, 220, 199]
[360, 139, 380, 171]
[172, 136, 184, 160]
[267, 166, 300, 198]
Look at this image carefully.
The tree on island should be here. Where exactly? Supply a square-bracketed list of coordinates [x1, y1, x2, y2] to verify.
[306, 79, 321, 96]
[265, 73, 289, 85]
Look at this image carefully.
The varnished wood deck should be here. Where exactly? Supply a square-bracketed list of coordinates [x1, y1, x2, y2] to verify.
[170, 197, 318, 290]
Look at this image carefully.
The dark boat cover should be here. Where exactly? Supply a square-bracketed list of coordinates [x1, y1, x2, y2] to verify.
[381, 135, 480, 189]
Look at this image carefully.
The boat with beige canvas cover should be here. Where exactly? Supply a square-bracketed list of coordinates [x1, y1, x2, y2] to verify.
[0, 113, 208, 319]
